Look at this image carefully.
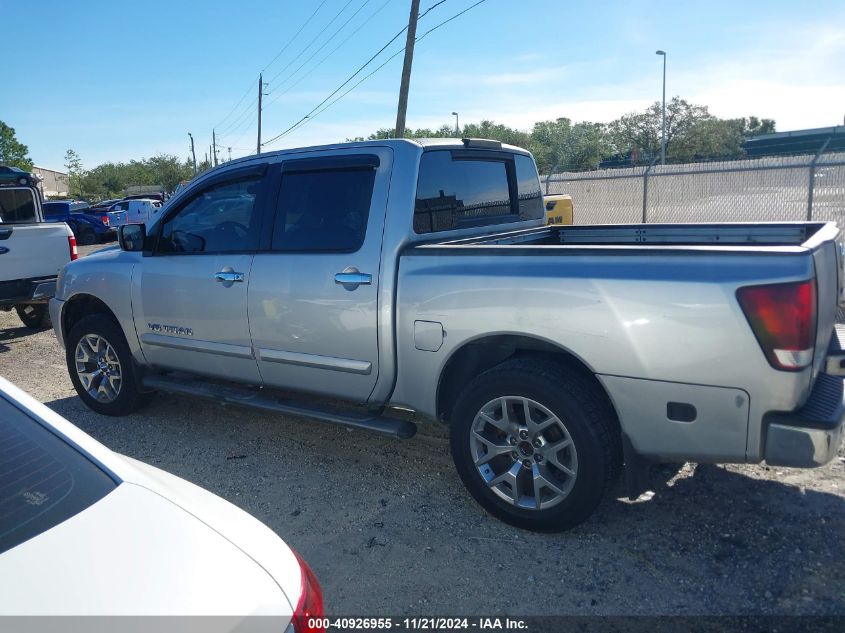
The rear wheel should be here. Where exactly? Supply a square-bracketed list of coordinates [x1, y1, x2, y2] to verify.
[76, 226, 97, 246]
[66, 314, 152, 415]
[16, 304, 49, 329]
[449, 358, 621, 532]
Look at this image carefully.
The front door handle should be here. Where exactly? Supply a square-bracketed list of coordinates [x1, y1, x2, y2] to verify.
[214, 271, 244, 283]
[334, 267, 372, 290]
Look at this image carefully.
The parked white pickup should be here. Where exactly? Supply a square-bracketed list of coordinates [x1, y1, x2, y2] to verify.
[0, 186, 75, 328]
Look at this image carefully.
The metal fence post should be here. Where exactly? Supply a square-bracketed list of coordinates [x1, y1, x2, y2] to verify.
[807, 138, 832, 221]
[544, 165, 559, 196]
[642, 161, 656, 223]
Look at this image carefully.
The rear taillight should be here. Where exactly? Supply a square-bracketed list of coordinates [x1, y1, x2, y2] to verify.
[291, 550, 325, 633]
[736, 279, 816, 371]
[101, 215, 109, 226]
[68, 236, 78, 261]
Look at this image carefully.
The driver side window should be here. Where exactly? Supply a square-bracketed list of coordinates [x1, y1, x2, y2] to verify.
[158, 176, 261, 253]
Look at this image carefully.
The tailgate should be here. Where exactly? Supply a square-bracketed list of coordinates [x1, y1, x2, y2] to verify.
[0, 223, 71, 283]
[809, 224, 844, 383]
[108, 210, 127, 226]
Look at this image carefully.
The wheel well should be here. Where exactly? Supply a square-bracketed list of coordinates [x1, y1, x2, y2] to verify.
[63, 294, 120, 337]
[436, 335, 616, 425]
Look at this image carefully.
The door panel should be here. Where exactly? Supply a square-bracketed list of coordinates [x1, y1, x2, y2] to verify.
[131, 168, 269, 383]
[248, 148, 392, 402]
[133, 254, 260, 382]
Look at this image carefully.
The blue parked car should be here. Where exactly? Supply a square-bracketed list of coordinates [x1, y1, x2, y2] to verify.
[41, 201, 125, 245]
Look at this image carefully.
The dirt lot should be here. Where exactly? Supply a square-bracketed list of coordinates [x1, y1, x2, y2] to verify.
[2, 252, 844, 615]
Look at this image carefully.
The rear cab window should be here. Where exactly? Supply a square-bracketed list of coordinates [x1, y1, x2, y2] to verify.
[0, 397, 117, 554]
[0, 188, 38, 223]
[413, 150, 543, 234]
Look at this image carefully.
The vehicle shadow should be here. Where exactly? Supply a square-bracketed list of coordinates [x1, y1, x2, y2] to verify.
[0, 321, 40, 352]
[43, 392, 845, 614]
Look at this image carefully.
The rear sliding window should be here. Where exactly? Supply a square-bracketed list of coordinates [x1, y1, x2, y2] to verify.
[0, 189, 38, 223]
[0, 397, 116, 554]
[413, 151, 543, 234]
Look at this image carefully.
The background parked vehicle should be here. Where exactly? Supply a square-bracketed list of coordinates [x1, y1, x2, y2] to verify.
[544, 193, 573, 225]
[42, 200, 119, 245]
[0, 376, 324, 630]
[0, 165, 40, 187]
[50, 138, 845, 532]
[0, 185, 76, 328]
[110, 197, 160, 227]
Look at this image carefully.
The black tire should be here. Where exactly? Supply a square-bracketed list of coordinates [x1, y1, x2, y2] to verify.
[66, 314, 153, 416]
[76, 226, 97, 246]
[449, 358, 621, 532]
[15, 304, 50, 329]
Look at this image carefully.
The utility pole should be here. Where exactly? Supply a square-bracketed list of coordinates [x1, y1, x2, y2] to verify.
[212, 129, 218, 167]
[188, 132, 197, 175]
[394, 0, 420, 139]
[257, 73, 264, 154]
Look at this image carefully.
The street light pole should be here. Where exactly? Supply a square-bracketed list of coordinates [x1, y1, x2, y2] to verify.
[656, 50, 667, 165]
[188, 132, 197, 175]
[451, 111, 459, 137]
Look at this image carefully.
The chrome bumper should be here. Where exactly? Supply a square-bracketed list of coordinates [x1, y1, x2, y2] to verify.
[765, 373, 845, 467]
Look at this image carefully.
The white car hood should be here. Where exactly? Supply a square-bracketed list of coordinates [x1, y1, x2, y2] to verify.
[0, 482, 290, 618]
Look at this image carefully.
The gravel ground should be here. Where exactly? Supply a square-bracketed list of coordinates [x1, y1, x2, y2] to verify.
[2, 248, 844, 616]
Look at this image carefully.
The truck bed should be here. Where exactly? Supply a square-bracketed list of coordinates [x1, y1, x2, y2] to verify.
[425, 222, 833, 249]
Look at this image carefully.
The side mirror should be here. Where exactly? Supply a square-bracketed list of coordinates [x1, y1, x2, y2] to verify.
[118, 223, 145, 251]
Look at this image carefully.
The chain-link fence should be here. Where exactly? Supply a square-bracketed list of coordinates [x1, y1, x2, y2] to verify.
[543, 152, 845, 226]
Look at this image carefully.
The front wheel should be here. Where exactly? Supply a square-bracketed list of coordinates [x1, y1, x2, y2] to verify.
[66, 314, 152, 416]
[16, 304, 49, 329]
[449, 358, 621, 532]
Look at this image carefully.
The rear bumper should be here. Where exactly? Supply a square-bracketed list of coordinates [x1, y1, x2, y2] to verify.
[0, 277, 57, 307]
[764, 373, 845, 467]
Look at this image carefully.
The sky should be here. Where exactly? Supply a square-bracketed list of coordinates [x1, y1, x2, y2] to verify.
[3, 0, 844, 170]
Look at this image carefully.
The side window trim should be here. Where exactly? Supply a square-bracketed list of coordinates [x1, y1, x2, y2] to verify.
[150, 163, 269, 256]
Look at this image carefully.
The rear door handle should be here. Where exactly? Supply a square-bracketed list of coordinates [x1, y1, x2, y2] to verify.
[334, 267, 372, 290]
[214, 271, 244, 283]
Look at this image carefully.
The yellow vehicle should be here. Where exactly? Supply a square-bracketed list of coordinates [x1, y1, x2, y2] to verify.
[544, 194, 573, 225]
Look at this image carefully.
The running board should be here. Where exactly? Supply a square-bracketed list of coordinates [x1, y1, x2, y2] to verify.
[141, 374, 416, 439]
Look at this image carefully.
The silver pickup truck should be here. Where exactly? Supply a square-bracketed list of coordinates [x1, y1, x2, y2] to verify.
[50, 138, 845, 531]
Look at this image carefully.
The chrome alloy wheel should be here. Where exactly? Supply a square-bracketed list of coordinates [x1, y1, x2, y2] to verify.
[470, 396, 578, 510]
[74, 334, 122, 403]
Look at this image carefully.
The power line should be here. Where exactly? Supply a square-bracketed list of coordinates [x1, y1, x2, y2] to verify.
[213, 1, 328, 134]
[262, 2, 448, 147]
[263, 0, 483, 148]
[213, 78, 258, 130]
[262, 0, 391, 112]
[265, 0, 375, 99]
[261, 0, 329, 73]
[265, 0, 358, 89]
[217, 94, 259, 136]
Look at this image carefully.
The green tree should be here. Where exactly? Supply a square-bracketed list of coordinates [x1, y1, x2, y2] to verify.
[64, 149, 85, 198]
[607, 97, 713, 162]
[0, 121, 34, 171]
